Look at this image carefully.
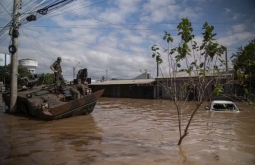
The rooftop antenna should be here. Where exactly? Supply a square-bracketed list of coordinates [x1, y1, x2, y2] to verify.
[145, 69, 147, 79]
[106, 69, 108, 81]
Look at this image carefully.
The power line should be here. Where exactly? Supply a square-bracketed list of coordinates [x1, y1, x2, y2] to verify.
[0, 2, 12, 17]
[0, 32, 9, 45]
[20, 28, 55, 61]
[19, 0, 110, 26]
[23, 24, 255, 33]
[22, 27, 151, 54]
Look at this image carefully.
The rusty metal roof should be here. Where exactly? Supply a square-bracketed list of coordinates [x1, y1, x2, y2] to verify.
[90, 79, 155, 85]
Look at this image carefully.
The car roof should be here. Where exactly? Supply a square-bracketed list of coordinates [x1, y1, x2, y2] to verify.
[212, 100, 235, 104]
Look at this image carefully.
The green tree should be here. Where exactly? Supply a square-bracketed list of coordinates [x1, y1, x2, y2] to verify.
[232, 39, 255, 81]
[0, 64, 31, 87]
[152, 18, 228, 145]
[43, 73, 55, 85]
[0, 66, 10, 85]
[231, 39, 255, 102]
[18, 66, 31, 77]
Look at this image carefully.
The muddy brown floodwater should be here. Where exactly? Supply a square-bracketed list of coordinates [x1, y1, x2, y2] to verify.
[0, 97, 255, 165]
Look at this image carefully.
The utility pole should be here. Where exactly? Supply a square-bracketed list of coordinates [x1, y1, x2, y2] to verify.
[73, 66, 75, 79]
[106, 69, 108, 81]
[9, 0, 20, 113]
[225, 47, 228, 72]
[156, 61, 159, 77]
[73, 62, 80, 79]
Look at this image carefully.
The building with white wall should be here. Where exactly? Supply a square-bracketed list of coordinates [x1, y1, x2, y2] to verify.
[0, 53, 11, 68]
[19, 58, 38, 74]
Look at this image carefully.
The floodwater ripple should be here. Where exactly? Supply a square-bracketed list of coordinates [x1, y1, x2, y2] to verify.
[0, 97, 255, 165]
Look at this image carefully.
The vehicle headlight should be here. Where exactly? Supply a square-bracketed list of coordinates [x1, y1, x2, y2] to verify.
[41, 102, 49, 110]
[26, 94, 32, 98]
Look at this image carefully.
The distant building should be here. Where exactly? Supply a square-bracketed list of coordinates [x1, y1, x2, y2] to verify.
[89, 72, 156, 98]
[90, 79, 156, 99]
[133, 72, 152, 79]
[89, 69, 235, 100]
[155, 69, 234, 100]
[0, 53, 11, 69]
[19, 58, 38, 74]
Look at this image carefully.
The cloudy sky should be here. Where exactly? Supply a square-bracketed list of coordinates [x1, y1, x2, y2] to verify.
[0, 0, 254, 81]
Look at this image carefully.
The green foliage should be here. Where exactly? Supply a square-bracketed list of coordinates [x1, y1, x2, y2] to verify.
[0, 66, 10, 84]
[163, 31, 173, 43]
[0, 64, 31, 86]
[213, 85, 224, 96]
[18, 65, 31, 78]
[231, 39, 255, 103]
[177, 18, 194, 43]
[43, 73, 55, 85]
[232, 39, 255, 82]
[152, 18, 226, 73]
[151, 44, 163, 64]
[0, 65, 55, 86]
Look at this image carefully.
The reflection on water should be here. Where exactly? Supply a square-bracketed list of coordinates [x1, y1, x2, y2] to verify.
[0, 114, 102, 165]
[0, 97, 255, 165]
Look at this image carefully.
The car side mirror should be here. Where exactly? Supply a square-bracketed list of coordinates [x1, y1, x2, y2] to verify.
[205, 106, 210, 110]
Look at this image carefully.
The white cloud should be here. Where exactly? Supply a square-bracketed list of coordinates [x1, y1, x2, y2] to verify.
[232, 24, 246, 32]
[224, 8, 231, 13]
[218, 32, 253, 47]
[232, 13, 242, 20]
[0, 0, 254, 81]
[141, 0, 180, 22]
[98, 0, 142, 24]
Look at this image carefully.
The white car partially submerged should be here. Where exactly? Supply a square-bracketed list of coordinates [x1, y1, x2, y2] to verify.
[205, 100, 239, 112]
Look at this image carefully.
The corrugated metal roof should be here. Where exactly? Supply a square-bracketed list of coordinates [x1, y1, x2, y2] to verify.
[90, 79, 155, 85]
[157, 69, 234, 78]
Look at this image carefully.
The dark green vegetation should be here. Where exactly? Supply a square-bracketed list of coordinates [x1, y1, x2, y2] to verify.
[0, 64, 31, 88]
[232, 39, 255, 103]
[232, 39, 255, 81]
[0, 65, 56, 87]
[40, 73, 55, 85]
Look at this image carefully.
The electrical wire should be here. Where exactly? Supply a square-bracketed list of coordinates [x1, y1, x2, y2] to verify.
[36, 0, 105, 23]
[0, 1, 13, 28]
[18, 0, 98, 24]
[0, 32, 9, 45]
[22, 26, 151, 54]
[19, 0, 47, 20]
[20, 27, 55, 61]
[23, 24, 255, 33]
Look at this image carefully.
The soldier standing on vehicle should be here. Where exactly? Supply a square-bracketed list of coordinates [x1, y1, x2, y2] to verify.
[50, 57, 65, 87]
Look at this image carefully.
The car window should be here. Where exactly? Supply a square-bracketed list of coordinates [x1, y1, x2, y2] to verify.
[212, 103, 236, 111]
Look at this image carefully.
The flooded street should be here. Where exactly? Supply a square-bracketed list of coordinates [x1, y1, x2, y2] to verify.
[0, 97, 255, 165]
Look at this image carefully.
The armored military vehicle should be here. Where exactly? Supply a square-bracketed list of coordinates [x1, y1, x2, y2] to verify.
[2, 71, 104, 120]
